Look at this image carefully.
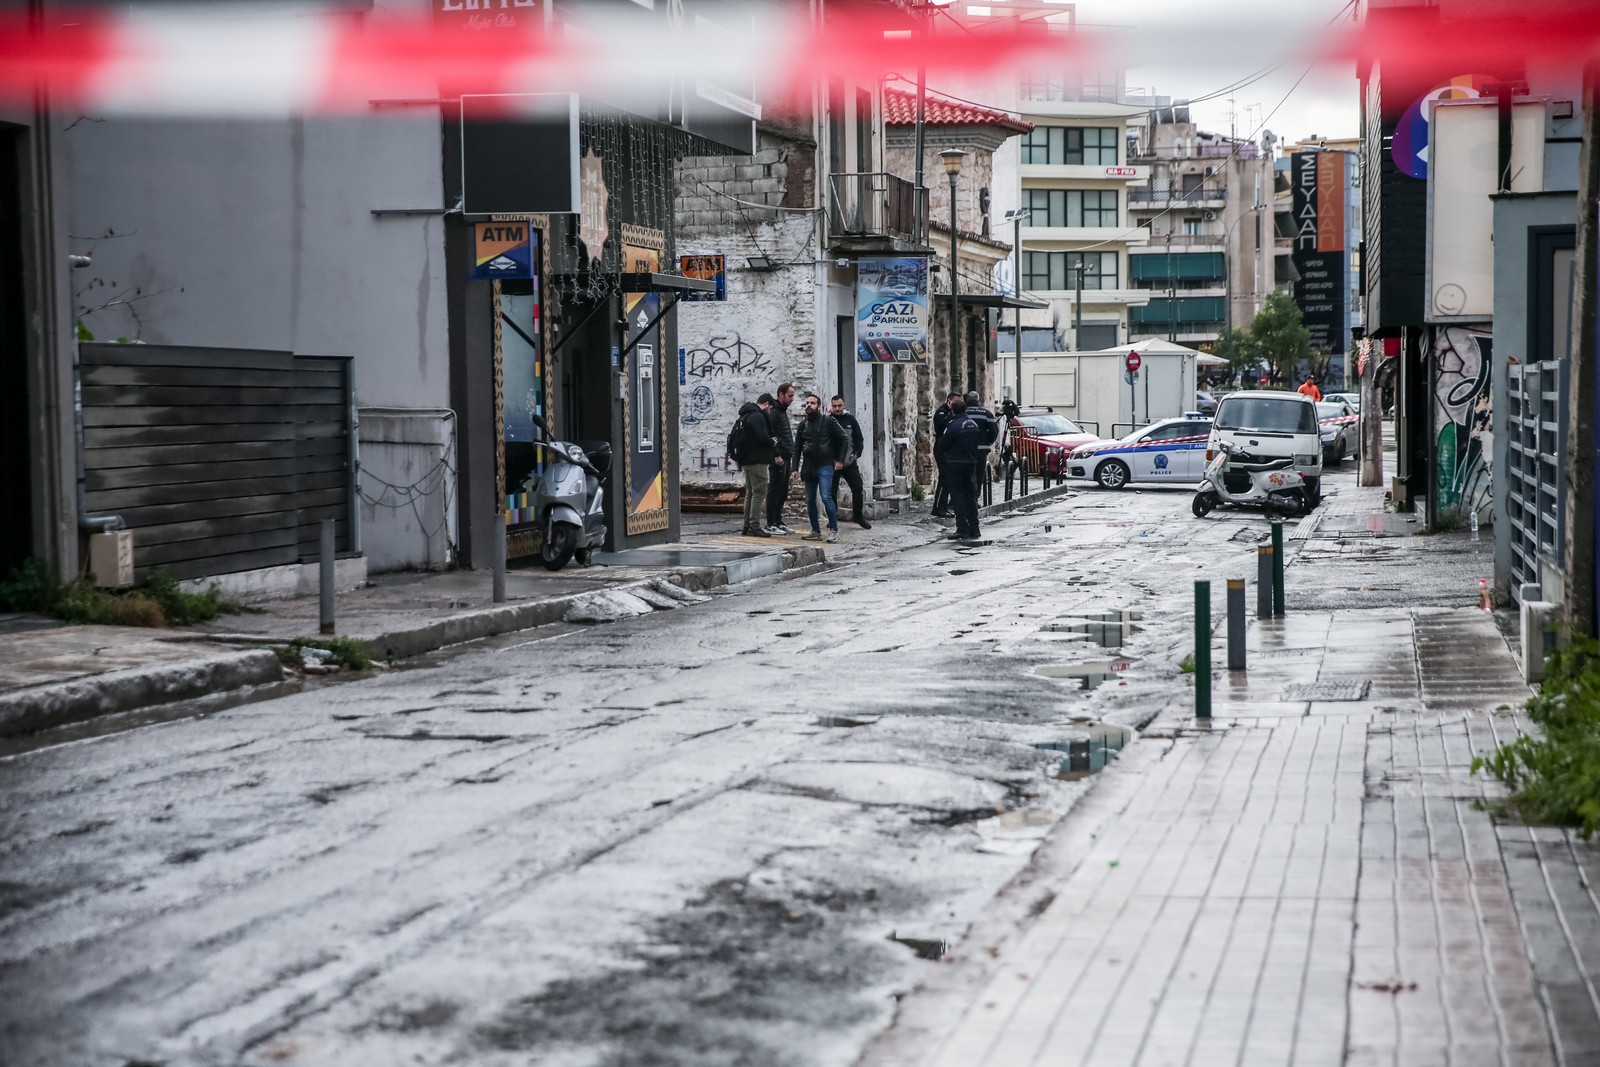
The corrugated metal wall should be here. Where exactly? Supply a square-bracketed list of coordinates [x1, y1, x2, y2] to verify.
[79, 343, 355, 581]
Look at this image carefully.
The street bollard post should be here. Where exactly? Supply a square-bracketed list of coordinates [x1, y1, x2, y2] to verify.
[1257, 546, 1273, 618]
[318, 518, 335, 635]
[1270, 521, 1286, 616]
[1195, 580, 1211, 719]
[1227, 578, 1246, 670]
[493, 518, 507, 603]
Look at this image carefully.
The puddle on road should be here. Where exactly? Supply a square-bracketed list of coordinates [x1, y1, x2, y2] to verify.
[1034, 660, 1127, 690]
[889, 934, 949, 960]
[815, 715, 874, 728]
[1034, 724, 1132, 779]
[1040, 610, 1141, 649]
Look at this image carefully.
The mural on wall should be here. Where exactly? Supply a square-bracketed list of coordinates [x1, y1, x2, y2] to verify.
[1432, 326, 1492, 514]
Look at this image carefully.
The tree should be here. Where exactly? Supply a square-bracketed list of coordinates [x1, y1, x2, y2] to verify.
[1248, 290, 1312, 386]
[1208, 327, 1258, 381]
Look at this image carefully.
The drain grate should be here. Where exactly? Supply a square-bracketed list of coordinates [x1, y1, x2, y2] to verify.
[1254, 647, 1322, 660]
[1281, 680, 1372, 701]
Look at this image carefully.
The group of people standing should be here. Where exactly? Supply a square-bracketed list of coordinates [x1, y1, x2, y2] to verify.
[931, 390, 998, 542]
[735, 383, 873, 543]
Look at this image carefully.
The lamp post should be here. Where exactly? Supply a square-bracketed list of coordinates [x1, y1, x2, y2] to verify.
[941, 148, 966, 392]
[1002, 207, 1030, 405]
[1223, 200, 1264, 336]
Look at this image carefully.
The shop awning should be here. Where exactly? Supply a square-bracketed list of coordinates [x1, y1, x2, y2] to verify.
[617, 272, 718, 294]
[938, 292, 1050, 310]
[1129, 252, 1225, 282]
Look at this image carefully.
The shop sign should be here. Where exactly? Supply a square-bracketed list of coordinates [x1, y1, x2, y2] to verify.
[856, 257, 929, 363]
[1105, 166, 1138, 177]
[434, 0, 538, 31]
[470, 221, 534, 279]
[680, 254, 727, 301]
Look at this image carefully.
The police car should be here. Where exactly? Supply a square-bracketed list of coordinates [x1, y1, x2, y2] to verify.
[1065, 415, 1214, 490]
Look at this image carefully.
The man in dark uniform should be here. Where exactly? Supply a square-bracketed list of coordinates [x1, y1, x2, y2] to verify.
[828, 395, 872, 529]
[931, 390, 960, 518]
[934, 397, 982, 540]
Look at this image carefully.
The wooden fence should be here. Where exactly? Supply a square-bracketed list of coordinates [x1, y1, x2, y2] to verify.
[79, 343, 356, 582]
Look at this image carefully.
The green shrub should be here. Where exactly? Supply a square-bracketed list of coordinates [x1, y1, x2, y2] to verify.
[1474, 640, 1600, 837]
[0, 559, 239, 628]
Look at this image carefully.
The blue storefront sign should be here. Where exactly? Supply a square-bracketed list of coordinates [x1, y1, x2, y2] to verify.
[856, 256, 929, 363]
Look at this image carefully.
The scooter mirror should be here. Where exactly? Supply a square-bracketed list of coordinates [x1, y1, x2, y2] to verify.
[531, 414, 547, 432]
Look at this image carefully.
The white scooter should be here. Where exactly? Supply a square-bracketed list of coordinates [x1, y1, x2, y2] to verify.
[525, 415, 610, 571]
[1192, 440, 1310, 520]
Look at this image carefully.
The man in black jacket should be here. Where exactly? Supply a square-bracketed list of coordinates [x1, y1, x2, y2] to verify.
[931, 390, 960, 518]
[828, 395, 872, 529]
[738, 394, 777, 537]
[934, 397, 983, 540]
[792, 392, 849, 542]
[765, 382, 796, 534]
[963, 390, 999, 497]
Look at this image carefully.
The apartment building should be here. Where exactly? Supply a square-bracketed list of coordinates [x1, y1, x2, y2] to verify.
[1126, 105, 1277, 347]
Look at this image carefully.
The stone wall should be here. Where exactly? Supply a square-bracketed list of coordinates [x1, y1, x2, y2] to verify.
[676, 132, 821, 486]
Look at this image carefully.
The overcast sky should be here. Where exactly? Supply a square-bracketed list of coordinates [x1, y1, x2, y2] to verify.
[1066, 0, 1361, 144]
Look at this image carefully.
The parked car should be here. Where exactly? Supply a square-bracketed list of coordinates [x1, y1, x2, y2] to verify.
[1011, 410, 1100, 475]
[1323, 392, 1360, 411]
[1194, 389, 1218, 416]
[1317, 400, 1359, 464]
[1208, 390, 1325, 505]
[1066, 416, 1213, 490]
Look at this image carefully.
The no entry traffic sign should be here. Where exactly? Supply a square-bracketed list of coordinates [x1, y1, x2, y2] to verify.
[1125, 351, 1142, 373]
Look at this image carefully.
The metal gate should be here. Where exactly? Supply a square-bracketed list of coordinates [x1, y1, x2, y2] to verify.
[1504, 359, 1565, 593]
[79, 343, 356, 582]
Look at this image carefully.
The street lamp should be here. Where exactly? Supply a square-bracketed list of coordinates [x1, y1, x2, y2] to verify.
[1002, 206, 1030, 407]
[1222, 201, 1265, 336]
[941, 148, 967, 393]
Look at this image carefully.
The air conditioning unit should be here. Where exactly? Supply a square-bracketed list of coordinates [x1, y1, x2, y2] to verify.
[1202, 210, 1217, 221]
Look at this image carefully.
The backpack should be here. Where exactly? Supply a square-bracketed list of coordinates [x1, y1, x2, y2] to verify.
[727, 412, 751, 464]
[970, 409, 1000, 446]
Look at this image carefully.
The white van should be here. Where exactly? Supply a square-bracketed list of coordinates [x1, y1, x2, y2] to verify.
[1207, 391, 1325, 505]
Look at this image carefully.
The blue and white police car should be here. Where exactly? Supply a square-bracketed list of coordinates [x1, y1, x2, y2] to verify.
[1066, 415, 1214, 490]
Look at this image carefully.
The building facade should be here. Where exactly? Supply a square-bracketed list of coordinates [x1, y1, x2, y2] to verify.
[1126, 106, 1277, 348]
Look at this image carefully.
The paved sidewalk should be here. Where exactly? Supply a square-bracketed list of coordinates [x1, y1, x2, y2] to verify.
[860, 493, 1600, 1066]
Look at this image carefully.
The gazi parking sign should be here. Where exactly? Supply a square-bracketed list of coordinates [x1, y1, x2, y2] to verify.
[856, 256, 929, 364]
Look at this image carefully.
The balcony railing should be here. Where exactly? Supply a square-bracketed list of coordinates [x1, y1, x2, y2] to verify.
[828, 172, 928, 248]
[1128, 188, 1228, 205]
[1134, 234, 1227, 248]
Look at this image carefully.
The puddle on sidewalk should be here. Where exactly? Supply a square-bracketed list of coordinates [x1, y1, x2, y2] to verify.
[1034, 724, 1132, 779]
[815, 715, 875, 728]
[1034, 660, 1127, 690]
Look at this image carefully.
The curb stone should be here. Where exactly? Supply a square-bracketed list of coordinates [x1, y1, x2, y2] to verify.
[0, 649, 285, 737]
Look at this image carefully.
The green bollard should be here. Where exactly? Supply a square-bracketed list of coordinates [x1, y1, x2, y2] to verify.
[1195, 579, 1211, 719]
[1270, 521, 1285, 617]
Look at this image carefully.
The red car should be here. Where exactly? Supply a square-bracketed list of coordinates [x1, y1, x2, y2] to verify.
[1012, 411, 1101, 475]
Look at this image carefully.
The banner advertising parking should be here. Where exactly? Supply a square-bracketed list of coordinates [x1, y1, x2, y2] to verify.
[856, 256, 929, 363]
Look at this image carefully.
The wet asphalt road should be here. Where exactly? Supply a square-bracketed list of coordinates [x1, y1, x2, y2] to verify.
[0, 469, 1377, 1067]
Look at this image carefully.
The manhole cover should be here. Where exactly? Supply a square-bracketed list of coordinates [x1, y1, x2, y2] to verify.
[1281, 680, 1371, 701]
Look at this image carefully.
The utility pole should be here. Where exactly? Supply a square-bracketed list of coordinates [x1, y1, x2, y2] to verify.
[1073, 260, 1084, 348]
[1004, 208, 1031, 404]
[1566, 58, 1600, 638]
[1165, 232, 1176, 343]
[913, 1, 925, 197]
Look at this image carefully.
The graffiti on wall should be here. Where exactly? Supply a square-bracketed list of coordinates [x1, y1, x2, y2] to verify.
[1432, 326, 1492, 513]
[684, 333, 772, 380]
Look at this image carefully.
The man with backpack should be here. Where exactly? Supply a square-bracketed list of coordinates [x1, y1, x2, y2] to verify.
[730, 393, 778, 537]
[930, 390, 960, 518]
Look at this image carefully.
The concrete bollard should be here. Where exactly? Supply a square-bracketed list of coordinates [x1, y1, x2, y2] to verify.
[319, 518, 336, 635]
[1257, 546, 1273, 619]
[493, 519, 508, 603]
[1270, 521, 1286, 617]
[1195, 580, 1211, 720]
[1227, 578, 1246, 670]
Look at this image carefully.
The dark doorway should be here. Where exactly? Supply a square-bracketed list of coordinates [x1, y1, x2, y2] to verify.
[0, 128, 32, 574]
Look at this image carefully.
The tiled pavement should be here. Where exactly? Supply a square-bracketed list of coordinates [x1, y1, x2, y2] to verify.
[860, 602, 1600, 1067]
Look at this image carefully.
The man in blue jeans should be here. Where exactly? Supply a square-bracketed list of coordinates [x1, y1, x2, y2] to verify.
[792, 392, 849, 543]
